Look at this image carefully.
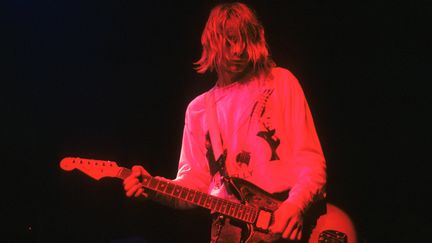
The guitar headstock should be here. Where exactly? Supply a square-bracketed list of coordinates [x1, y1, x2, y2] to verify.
[60, 157, 122, 180]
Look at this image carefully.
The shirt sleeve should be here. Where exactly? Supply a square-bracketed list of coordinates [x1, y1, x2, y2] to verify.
[279, 69, 327, 212]
[174, 102, 212, 194]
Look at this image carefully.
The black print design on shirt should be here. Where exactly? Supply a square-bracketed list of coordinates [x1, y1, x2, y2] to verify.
[253, 88, 280, 161]
[236, 150, 251, 166]
[257, 127, 280, 161]
[233, 149, 253, 178]
[205, 132, 216, 176]
[205, 131, 226, 177]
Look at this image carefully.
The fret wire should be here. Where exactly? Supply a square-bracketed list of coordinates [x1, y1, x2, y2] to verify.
[226, 202, 231, 215]
[247, 208, 253, 222]
[187, 190, 195, 202]
[245, 206, 255, 223]
[215, 198, 222, 212]
[234, 206, 242, 220]
[237, 206, 244, 218]
[225, 202, 231, 215]
[231, 203, 237, 216]
[148, 177, 160, 190]
[234, 204, 241, 218]
[210, 198, 217, 210]
[230, 203, 236, 217]
[157, 180, 168, 193]
[193, 191, 201, 204]
[199, 194, 207, 206]
[172, 184, 182, 197]
[205, 195, 212, 208]
[165, 182, 175, 195]
[220, 200, 227, 214]
[180, 187, 189, 199]
[220, 202, 226, 214]
[243, 207, 250, 221]
[227, 203, 234, 218]
[219, 201, 224, 214]
[250, 208, 257, 222]
[141, 175, 151, 187]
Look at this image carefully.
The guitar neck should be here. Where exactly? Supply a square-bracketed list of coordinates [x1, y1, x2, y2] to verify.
[117, 168, 257, 224]
[60, 157, 258, 224]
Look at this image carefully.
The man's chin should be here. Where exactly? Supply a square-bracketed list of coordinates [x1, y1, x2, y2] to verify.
[227, 65, 246, 74]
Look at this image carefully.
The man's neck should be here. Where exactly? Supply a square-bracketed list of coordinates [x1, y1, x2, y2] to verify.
[216, 72, 236, 87]
[216, 68, 253, 87]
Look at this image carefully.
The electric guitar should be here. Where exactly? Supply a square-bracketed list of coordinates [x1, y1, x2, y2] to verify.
[60, 157, 357, 243]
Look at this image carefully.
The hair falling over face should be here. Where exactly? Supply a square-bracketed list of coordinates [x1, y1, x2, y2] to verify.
[195, 2, 275, 78]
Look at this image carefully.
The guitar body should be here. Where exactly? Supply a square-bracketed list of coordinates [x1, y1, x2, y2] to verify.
[212, 177, 357, 243]
[211, 177, 285, 243]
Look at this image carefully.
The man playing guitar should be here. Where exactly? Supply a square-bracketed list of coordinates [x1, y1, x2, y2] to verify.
[122, 2, 342, 242]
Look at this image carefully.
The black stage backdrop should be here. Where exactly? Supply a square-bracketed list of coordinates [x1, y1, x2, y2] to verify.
[3, 0, 430, 242]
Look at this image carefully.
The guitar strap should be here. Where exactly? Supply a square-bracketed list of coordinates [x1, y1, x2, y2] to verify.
[205, 89, 228, 179]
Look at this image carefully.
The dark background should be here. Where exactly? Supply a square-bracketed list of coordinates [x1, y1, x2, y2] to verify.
[3, 0, 430, 242]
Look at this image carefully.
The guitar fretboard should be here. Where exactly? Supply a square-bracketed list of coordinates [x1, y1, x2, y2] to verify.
[118, 168, 258, 224]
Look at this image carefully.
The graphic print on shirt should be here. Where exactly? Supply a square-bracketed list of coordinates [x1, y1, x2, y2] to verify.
[233, 149, 253, 178]
[253, 88, 280, 161]
[205, 132, 223, 177]
[205, 132, 228, 188]
[230, 88, 280, 179]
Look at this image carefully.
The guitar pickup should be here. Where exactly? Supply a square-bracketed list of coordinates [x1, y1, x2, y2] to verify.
[318, 230, 348, 243]
[255, 210, 272, 230]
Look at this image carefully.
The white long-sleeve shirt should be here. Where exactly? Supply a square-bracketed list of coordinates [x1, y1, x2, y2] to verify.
[174, 67, 326, 211]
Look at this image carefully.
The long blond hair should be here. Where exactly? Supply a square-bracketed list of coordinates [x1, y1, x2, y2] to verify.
[195, 2, 274, 76]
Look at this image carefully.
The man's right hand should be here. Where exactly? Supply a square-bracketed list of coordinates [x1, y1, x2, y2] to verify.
[123, 165, 151, 198]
